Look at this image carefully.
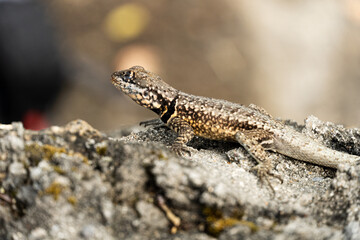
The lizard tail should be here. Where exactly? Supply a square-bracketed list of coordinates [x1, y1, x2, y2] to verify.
[272, 128, 360, 169]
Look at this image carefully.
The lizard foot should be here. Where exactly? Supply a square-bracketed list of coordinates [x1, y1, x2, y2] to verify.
[171, 144, 192, 157]
[251, 161, 283, 195]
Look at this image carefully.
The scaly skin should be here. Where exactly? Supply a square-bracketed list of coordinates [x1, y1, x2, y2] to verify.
[111, 66, 360, 178]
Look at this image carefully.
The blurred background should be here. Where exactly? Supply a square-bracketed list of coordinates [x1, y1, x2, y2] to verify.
[0, 0, 359, 130]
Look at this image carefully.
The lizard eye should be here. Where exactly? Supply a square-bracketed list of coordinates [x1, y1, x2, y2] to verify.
[123, 70, 135, 81]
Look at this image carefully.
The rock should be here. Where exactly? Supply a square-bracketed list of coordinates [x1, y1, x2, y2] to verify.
[345, 222, 360, 240]
[29, 228, 48, 240]
[304, 115, 360, 156]
[135, 200, 168, 230]
[218, 225, 252, 240]
[0, 118, 359, 239]
[3, 161, 27, 189]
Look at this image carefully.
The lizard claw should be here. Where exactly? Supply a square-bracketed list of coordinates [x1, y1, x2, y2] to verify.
[171, 145, 192, 157]
[251, 161, 282, 195]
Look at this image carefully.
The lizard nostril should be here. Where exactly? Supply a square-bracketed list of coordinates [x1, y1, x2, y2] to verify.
[111, 70, 135, 82]
[111, 72, 120, 79]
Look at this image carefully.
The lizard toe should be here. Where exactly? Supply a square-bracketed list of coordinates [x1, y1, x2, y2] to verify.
[251, 161, 282, 194]
[171, 145, 192, 157]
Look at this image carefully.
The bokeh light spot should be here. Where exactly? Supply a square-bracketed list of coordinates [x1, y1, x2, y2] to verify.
[104, 3, 150, 42]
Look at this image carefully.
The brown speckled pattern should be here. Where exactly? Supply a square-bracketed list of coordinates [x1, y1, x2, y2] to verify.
[112, 66, 360, 170]
[174, 94, 272, 142]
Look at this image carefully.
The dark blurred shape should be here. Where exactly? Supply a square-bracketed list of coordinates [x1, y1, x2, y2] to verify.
[0, 0, 65, 129]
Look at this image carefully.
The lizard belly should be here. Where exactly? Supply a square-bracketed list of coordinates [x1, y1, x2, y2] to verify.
[177, 114, 238, 141]
[194, 122, 238, 141]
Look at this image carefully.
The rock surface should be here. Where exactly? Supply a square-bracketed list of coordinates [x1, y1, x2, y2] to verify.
[0, 118, 359, 240]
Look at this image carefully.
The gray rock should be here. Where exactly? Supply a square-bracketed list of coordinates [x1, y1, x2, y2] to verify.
[218, 225, 252, 240]
[135, 200, 168, 230]
[3, 161, 27, 189]
[345, 222, 360, 240]
[0, 118, 359, 239]
[29, 228, 48, 240]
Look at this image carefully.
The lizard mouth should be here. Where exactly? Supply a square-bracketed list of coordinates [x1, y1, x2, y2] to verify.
[111, 73, 148, 102]
[111, 71, 144, 93]
[111, 76, 123, 90]
[111, 73, 133, 91]
[111, 69, 162, 110]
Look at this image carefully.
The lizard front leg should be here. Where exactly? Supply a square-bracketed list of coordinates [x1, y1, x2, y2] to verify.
[167, 117, 194, 156]
[235, 130, 282, 193]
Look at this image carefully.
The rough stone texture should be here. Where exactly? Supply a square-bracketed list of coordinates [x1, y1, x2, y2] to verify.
[0, 118, 359, 239]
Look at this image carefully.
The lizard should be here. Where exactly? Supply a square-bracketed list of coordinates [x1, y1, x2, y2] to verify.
[111, 66, 360, 187]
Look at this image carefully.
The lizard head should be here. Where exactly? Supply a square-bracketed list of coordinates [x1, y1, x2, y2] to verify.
[111, 66, 177, 113]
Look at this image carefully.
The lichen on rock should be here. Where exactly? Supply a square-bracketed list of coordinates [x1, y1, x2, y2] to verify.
[0, 118, 359, 239]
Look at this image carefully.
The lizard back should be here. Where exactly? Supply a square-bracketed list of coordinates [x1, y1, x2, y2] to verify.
[172, 93, 274, 141]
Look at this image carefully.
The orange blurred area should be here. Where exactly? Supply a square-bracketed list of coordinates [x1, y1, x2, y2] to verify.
[2, 0, 359, 130]
[113, 44, 161, 72]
